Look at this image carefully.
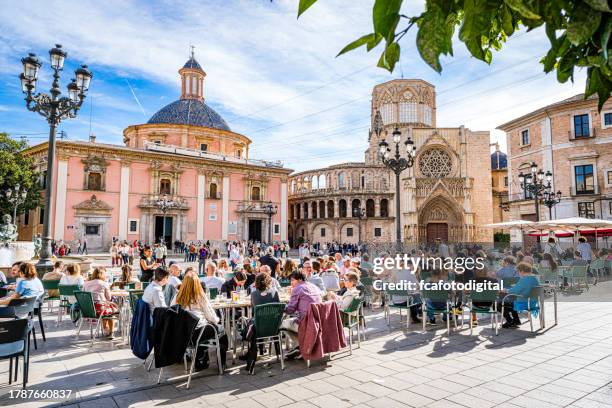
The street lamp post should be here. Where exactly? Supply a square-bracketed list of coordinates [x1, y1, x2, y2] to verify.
[378, 126, 416, 252]
[353, 206, 365, 244]
[4, 184, 28, 225]
[20, 44, 92, 272]
[518, 162, 560, 221]
[543, 189, 562, 221]
[262, 201, 278, 244]
[155, 194, 175, 247]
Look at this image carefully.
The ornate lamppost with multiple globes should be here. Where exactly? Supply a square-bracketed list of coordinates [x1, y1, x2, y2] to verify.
[4, 184, 28, 226]
[155, 194, 175, 247]
[352, 206, 365, 244]
[518, 162, 560, 221]
[20, 44, 92, 272]
[262, 201, 278, 244]
[378, 126, 416, 251]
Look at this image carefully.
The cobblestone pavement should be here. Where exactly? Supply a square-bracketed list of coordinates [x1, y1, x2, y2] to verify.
[1, 277, 610, 408]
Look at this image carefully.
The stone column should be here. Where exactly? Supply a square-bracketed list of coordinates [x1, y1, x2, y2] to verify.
[118, 162, 130, 240]
[221, 174, 230, 240]
[53, 158, 68, 240]
[196, 172, 206, 240]
[280, 180, 288, 241]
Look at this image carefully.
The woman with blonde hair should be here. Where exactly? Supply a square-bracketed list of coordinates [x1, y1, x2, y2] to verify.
[281, 258, 296, 279]
[112, 264, 139, 289]
[60, 263, 85, 304]
[172, 271, 227, 371]
[217, 259, 232, 278]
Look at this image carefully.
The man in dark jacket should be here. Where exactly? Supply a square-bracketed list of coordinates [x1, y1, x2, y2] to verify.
[220, 271, 247, 298]
[259, 247, 280, 278]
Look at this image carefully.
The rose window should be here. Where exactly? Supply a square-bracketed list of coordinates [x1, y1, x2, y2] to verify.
[419, 149, 452, 178]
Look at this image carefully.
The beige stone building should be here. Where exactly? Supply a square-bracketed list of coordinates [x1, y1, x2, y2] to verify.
[288, 79, 494, 245]
[498, 94, 612, 227]
[491, 143, 510, 234]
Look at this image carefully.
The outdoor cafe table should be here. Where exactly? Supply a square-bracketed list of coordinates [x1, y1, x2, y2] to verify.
[110, 289, 131, 342]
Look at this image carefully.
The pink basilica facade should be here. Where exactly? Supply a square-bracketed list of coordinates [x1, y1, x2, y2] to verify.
[18, 55, 291, 251]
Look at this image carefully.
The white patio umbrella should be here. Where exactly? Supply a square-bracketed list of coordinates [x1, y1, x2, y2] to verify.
[534, 217, 612, 249]
[485, 220, 535, 230]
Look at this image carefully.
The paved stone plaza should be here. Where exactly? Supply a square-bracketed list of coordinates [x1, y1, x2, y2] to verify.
[0, 275, 611, 408]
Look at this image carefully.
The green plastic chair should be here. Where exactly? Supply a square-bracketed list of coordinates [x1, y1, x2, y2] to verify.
[384, 289, 421, 330]
[248, 303, 286, 374]
[360, 277, 374, 309]
[341, 297, 363, 353]
[569, 265, 589, 290]
[539, 267, 559, 289]
[467, 288, 499, 335]
[224, 272, 235, 281]
[501, 285, 543, 333]
[421, 288, 451, 335]
[141, 282, 150, 290]
[57, 284, 81, 324]
[42, 280, 60, 304]
[74, 291, 119, 347]
[279, 279, 291, 287]
[589, 258, 605, 283]
[208, 288, 218, 300]
[125, 282, 136, 290]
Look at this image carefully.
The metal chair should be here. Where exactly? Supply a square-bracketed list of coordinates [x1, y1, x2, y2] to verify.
[569, 265, 589, 290]
[383, 289, 421, 330]
[241, 303, 286, 375]
[0, 319, 30, 388]
[57, 284, 81, 324]
[501, 286, 543, 333]
[182, 323, 225, 389]
[421, 289, 452, 335]
[74, 291, 120, 347]
[360, 277, 374, 309]
[465, 288, 500, 336]
[42, 280, 60, 312]
[340, 297, 363, 353]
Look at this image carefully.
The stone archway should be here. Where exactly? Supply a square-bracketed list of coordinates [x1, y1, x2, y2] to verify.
[417, 195, 464, 243]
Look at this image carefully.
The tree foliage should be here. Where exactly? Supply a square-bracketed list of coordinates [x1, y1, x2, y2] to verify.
[0, 133, 42, 219]
[297, 0, 612, 110]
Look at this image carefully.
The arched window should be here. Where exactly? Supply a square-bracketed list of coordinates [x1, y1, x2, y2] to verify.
[399, 102, 417, 122]
[312, 176, 319, 190]
[159, 178, 172, 195]
[380, 103, 395, 124]
[327, 200, 334, 218]
[351, 199, 361, 217]
[87, 172, 102, 191]
[291, 180, 296, 193]
[338, 172, 346, 188]
[303, 203, 308, 219]
[366, 199, 375, 217]
[339, 199, 347, 217]
[289, 204, 294, 220]
[296, 203, 301, 220]
[209, 182, 218, 199]
[251, 186, 261, 201]
[318, 174, 326, 189]
[319, 201, 325, 219]
[311, 202, 317, 219]
[380, 199, 389, 217]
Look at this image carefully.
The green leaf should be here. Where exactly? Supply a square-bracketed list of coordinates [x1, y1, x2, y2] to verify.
[337, 33, 378, 57]
[297, 0, 318, 18]
[584, 0, 612, 12]
[377, 42, 401, 71]
[586, 67, 612, 111]
[367, 33, 384, 51]
[601, 16, 612, 60]
[566, 2, 602, 46]
[373, 0, 402, 42]
[416, 1, 455, 72]
[502, 4, 515, 35]
[504, 0, 541, 20]
[459, 0, 499, 62]
[557, 50, 577, 83]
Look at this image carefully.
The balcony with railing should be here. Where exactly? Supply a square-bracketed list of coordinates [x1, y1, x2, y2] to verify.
[205, 191, 222, 200]
[137, 194, 190, 210]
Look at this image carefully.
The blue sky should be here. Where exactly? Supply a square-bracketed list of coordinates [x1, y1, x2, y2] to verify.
[0, 0, 588, 172]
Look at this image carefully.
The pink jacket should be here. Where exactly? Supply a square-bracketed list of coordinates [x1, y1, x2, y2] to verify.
[298, 301, 347, 360]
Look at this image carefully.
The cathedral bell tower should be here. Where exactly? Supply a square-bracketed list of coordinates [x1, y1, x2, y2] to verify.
[179, 47, 206, 101]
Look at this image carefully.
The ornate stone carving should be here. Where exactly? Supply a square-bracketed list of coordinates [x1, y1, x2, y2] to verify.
[419, 148, 453, 178]
[73, 194, 113, 216]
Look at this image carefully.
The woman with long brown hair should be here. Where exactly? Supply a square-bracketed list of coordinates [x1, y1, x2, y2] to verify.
[172, 271, 227, 371]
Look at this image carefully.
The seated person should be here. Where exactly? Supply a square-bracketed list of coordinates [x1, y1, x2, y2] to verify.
[320, 262, 340, 292]
[83, 267, 119, 337]
[251, 265, 281, 292]
[59, 263, 85, 304]
[329, 271, 360, 310]
[142, 267, 170, 313]
[426, 269, 449, 325]
[496, 256, 519, 286]
[172, 271, 228, 371]
[220, 271, 247, 298]
[243, 263, 256, 289]
[0, 262, 44, 305]
[167, 262, 183, 289]
[251, 272, 280, 307]
[201, 262, 224, 292]
[281, 271, 322, 359]
[470, 267, 498, 326]
[389, 261, 421, 324]
[111, 264, 139, 289]
[302, 260, 325, 293]
[498, 262, 540, 328]
[42, 260, 65, 298]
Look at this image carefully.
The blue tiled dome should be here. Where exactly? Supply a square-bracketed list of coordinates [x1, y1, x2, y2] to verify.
[147, 99, 230, 131]
[183, 57, 203, 71]
[491, 150, 507, 170]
